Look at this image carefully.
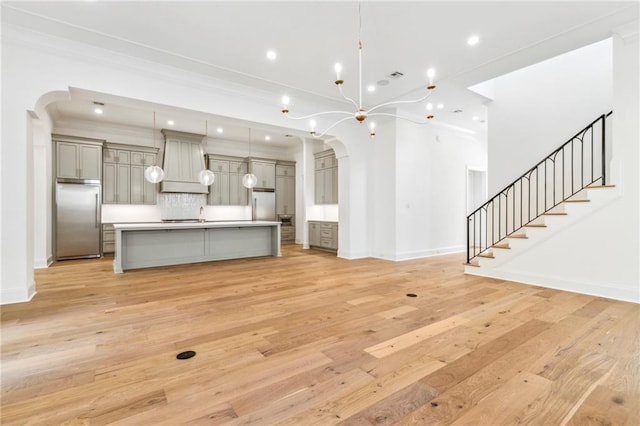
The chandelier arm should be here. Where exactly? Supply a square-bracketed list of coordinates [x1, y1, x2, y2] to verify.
[284, 111, 353, 120]
[337, 85, 359, 109]
[368, 112, 433, 125]
[313, 116, 356, 138]
[367, 91, 434, 114]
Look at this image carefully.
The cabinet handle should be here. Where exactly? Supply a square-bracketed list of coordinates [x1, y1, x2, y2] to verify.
[95, 194, 99, 228]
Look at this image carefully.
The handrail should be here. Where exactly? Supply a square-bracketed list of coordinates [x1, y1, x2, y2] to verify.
[466, 111, 612, 264]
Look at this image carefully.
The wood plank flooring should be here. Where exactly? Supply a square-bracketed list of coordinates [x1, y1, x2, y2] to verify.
[1, 245, 638, 425]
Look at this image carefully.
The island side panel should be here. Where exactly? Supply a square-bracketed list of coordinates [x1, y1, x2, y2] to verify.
[207, 226, 273, 260]
[113, 228, 123, 273]
[123, 228, 207, 270]
[273, 223, 281, 256]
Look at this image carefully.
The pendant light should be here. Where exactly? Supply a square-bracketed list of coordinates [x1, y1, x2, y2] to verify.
[198, 120, 215, 186]
[242, 127, 258, 189]
[144, 112, 165, 183]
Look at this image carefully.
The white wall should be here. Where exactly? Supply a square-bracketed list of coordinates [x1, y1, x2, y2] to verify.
[485, 38, 613, 194]
[33, 113, 54, 268]
[473, 32, 639, 303]
[395, 120, 487, 260]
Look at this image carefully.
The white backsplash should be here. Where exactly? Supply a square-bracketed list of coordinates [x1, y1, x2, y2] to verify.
[159, 193, 207, 219]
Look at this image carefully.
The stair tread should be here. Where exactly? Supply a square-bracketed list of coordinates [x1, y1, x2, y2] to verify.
[544, 212, 568, 216]
[586, 184, 616, 188]
[465, 261, 480, 267]
[492, 243, 511, 249]
[524, 224, 547, 228]
[564, 199, 590, 203]
[477, 253, 495, 259]
[508, 234, 528, 239]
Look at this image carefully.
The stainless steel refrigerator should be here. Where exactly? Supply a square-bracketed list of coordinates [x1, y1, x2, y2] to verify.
[55, 179, 101, 260]
[252, 189, 276, 221]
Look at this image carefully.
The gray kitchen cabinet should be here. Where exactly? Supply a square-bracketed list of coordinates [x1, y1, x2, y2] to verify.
[130, 164, 157, 204]
[102, 143, 158, 205]
[276, 163, 295, 215]
[102, 223, 115, 255]
[250, 159, 276, 189]
[309, 221, 338, 252]
[103, 162, 130, 204]
[309, 221, 321, 247]
[313, 149, 338, 204]
[276, 162, 296, 243]
[130, 151, 156, 166]
[103, 148, 130, 164]
[55, 140, 103, 180]
[207, 155, 248, 206]
[229, 161, 248, 206]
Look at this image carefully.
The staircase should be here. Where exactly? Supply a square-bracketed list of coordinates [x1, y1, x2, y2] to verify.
[465, 112, 613, 271]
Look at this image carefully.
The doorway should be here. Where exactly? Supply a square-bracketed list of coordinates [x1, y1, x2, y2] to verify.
[467, 168, 487, 214]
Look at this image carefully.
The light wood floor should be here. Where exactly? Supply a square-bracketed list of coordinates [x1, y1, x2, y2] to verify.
[1, 245, 638, 425]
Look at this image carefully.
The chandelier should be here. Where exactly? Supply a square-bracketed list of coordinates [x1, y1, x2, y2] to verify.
[280, 4, 437, 138]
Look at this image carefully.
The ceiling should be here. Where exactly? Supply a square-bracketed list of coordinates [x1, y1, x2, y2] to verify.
[3, 1, 638, 146]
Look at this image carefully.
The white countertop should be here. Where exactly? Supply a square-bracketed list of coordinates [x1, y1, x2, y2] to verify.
[113, 220, 281, 231]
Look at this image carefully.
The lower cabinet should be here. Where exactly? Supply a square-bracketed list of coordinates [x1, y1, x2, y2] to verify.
[308, 221, 338, 252]
[281, 226, 295, 244]
[102, 224, 115, 255]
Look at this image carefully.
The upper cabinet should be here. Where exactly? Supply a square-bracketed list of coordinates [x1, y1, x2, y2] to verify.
[249, 159, 276, 189]
[55, 138, 103, 180]
[314, 149, 338, 204]
[160, 130, 208, 194]
[206, 155, 248, 206]
[102, 143, 158, 205]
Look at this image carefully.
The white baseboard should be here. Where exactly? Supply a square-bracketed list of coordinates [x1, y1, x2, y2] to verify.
[34, 255, 53, 269]
[1, 281, 37, 305]
[393, 245, 465, 261]
[466, 268, 640, 304]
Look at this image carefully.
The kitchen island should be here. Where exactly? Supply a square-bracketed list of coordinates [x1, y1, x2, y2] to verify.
[113, 221, 281, 273]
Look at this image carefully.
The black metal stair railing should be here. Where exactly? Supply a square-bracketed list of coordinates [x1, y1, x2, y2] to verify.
[466, 111, 612, 264]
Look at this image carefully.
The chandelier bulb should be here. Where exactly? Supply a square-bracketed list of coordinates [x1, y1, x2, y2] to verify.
[427, 68, 436, 83]
[334, 63, 343, 80]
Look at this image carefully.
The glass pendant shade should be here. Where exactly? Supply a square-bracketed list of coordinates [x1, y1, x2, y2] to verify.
[198, 169, 215, 186]
[242, 173, 258, 189]
[144, 165, 165, 183]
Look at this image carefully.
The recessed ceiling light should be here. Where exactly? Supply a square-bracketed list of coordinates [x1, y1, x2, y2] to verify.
[437, 103, 444, 109]
[426, 103, 434, 111]
[367, 85, 376, 92]
[167, 120, 175, 126]
[216, 127, 224, 134]
[265, 135, 271, 141]
[472, 116, 480, 121]
[94, 108, 103, 115]
[467, 35, 480, 46]
[266, 50, 277, 60]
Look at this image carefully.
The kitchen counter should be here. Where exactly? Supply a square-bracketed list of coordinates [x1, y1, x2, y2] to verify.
[113, 220, 281, 273]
